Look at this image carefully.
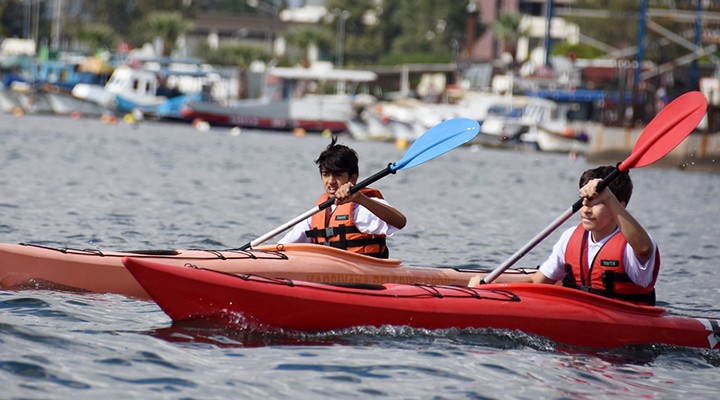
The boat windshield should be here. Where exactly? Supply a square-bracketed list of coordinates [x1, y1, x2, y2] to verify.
[487, 104, 526, 118]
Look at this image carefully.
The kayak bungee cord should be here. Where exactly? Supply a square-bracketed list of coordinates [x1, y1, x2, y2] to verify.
[18, 242, 289, 260]
[179, 262, 521, 301]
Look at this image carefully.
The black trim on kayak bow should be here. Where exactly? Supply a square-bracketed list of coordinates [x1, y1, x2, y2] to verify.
[321, 282, 387, 290]
[17, 243, 289, 260]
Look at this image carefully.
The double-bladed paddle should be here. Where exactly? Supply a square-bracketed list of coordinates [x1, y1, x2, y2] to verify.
[237, 118, 480, 250]
[477, 90, 708, 285]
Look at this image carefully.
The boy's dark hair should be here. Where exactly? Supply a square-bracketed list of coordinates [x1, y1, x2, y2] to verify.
[579, 166, 633, 205]
[315, 136, 359, 177]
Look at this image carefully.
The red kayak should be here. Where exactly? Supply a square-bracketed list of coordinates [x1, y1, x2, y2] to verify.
[0, 242, 534, 299]
[123, 257, 720, 350]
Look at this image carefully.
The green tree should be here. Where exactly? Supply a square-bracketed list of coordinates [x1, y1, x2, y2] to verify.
[382, 0, 469, 64]
[136, 0, 199, 18]
[284, 26, 334, 65]
[70, 23, 119, 53]
[325, 0, 384, 66]
[194, 41, 270, 66]
[491, 12, 524, 57]
[82, 0, 198, 47]
[323, 0, 471, 65]
[142, 11, 194, 57]
[204, 0, 288, 16]
[82, 0, 139, 39]
[0, 1, 23, 37]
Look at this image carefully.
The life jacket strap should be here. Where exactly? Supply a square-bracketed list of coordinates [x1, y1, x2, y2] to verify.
[562, 263, 578, 288]
[321, 237, 388, 257]
[305, 225, 389, 259]
[578, 286, 657, 306]
[305, 225, 361, 240]
[563, 264, 655, 305]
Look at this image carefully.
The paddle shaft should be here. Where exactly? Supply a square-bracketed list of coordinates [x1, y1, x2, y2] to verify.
[239, 165, 394, 250]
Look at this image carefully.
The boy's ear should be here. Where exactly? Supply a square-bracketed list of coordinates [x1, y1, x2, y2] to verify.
[350, 173, 359, 183]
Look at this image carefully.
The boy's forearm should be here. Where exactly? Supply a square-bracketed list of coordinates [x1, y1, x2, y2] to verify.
[356, 195, 407, 229]
[609, 199, 654, 263]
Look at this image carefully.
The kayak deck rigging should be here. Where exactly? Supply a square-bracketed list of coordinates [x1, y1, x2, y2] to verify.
[187, 263, 522, 301]
[18, 242, 290, 260]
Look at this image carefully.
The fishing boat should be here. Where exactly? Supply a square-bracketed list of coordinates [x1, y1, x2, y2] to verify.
[181, 66, 377, 132]
[72, 63, 219, 119]
[534, 125, 590, 154]
[1, 59, 111, 116]
[0, 242, 533, 300]
[472, 95, 590, 153]
[122, 257, 720, 351]
[347, 98, 458, 142]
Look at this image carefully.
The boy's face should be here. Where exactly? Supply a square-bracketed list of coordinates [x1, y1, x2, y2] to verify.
[580, 202, 618, 241]
[320, 169, 358, 197]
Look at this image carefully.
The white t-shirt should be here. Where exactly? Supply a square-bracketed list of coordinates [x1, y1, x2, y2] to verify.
[538, 226, 658, 288]
[278, 198, 399, 244]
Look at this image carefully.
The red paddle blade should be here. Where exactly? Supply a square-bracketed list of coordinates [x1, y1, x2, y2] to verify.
[619, 91, 707, 172]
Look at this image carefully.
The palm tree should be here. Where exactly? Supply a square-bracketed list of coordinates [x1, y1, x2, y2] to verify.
[491, 12, 524, 65]
[284, 26, 333, 66]
[72, 23, 119, 54]
[143, 11, 194, 57]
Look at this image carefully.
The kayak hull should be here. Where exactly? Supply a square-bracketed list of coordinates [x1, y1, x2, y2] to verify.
[123, 257, 720, 350]
[0, 243, 532, 299]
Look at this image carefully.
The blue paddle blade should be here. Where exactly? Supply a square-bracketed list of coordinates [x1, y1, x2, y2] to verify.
[391, 118, 480, 171]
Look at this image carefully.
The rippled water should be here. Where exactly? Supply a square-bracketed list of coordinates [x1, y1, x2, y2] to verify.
[1, 114, 719, 399]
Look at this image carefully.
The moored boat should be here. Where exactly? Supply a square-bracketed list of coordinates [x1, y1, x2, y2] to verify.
[535, 125, 589, 154]
[181, 66, 377, 132]
[0, 242, 532, 299]
[72, 63, 221, 119]
[122, 257, 720, 351]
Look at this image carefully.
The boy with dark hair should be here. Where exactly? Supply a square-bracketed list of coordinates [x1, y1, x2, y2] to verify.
[279, 137, 406, 258]
[531, 165, 660, 305]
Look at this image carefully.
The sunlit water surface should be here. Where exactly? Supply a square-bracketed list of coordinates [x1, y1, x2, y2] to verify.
[1, 115, 718, 399]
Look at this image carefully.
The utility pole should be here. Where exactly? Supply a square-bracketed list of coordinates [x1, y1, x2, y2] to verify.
[333, 9, 350, 68]
[52, 0, 63, 51]
[32, 0, 40, 45]
[544, 0, 554, 67]
[691, 0, 702, 88]
[634, 0, 648, 88]
[23, 0, 31, 40]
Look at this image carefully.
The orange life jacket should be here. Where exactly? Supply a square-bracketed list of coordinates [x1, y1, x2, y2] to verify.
[563, 224, 660, 305]
[305, 187, 389, 258]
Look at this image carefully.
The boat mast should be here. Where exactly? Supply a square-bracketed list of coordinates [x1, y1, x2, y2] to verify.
[52, 0, 63, 51]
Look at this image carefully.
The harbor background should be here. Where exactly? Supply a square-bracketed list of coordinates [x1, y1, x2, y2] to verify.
[1, 114, 718, 398]
[3, 1, 720, 159]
